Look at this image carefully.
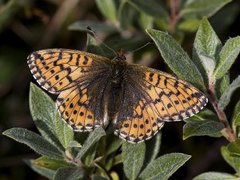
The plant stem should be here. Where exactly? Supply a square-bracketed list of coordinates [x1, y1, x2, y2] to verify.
[169, 0, 180, 33]
[208, 80, 236, 142]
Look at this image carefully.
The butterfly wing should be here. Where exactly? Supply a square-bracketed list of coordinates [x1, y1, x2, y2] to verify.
[114, 64, 208, 143]
[28, 49, 112, 131]
[27, 49, 111, 94]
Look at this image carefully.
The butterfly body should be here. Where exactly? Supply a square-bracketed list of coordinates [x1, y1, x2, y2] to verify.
[28, 48, 208, 143]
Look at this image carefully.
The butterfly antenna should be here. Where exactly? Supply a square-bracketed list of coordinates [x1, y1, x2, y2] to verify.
[130, 42, 153, 54]
[86, 26, 117, 56]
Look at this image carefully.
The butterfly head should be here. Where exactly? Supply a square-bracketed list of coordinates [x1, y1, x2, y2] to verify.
[114, 49, 126, 62]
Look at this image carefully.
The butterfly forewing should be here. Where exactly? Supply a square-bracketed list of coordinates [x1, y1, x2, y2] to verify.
[27, 49, 111, 94]
[28, 49, 112, 131]
[142, 69, 208, 121]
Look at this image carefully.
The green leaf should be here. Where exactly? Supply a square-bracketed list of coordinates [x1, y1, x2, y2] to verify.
[180, 0, 232, 19]
[127, 0, 168, 17]
[0, 0, 27, 33]
[96, 0, 117, 22]
[53, 167, 83, 180]
[30, 83, 55, 127]
[144, 133, 161, 167]
[82, 143, 97, 167]
[178, 19, 201, 32]
[53, 111, 74, 149]
[193, 171, 237, 180]
[139, 153, 191, 180]
[221, 146, 240, 174]
[68, 20, 116, 33]
[85, 34, 106, 56]
[193, 18, 222, 82]
[92, 175, 108, 180]
[228, 139, 240, 156]
[218, 76, 240, 110]
[183, 119, 224, 139]
[184, 109, 219, 123]
[232, 100, 240, 133]
[29, 83, 64, 151]
[147, 29, 205, 90]
[122, 142, 146, 180]
[106, 138, 123, 155]
[139, 13, 153, 30]
[214, 36, 240, 79]
[3, 128, 63, 159]
[33, 156, 71, 170]
[25, 159, 55, 179]
[215, 74, 230, 98]
[118, 1, 133, 29]
[76, 128, 106, 160]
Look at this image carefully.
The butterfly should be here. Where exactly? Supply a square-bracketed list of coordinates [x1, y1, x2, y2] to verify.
[27, 48, 208, 143]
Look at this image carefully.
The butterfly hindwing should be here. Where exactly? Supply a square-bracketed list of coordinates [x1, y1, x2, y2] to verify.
[114, 99, 164, 143]
[27, 49, 111, 94]
[56, 86, 103, 131]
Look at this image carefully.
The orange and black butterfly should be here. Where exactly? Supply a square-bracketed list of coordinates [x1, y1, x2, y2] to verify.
[27, 49, 208, 143]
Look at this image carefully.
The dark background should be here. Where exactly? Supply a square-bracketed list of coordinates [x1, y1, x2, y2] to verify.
[0, 0, 240, 179]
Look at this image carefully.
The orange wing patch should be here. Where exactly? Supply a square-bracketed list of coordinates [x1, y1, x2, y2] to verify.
[56, 86, 102, 131]
[114, 99, 164, 143]
[143, 70, 208, 121]
[27, 49, 110, 94]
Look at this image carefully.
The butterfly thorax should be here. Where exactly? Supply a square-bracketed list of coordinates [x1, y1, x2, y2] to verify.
[110, 59, 127, 84]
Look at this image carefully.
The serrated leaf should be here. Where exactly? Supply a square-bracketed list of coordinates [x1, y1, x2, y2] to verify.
[221, 146, 240, 174]
[68, 20, 115, 33]
[33, 156, 71, 170]
[128, 0, 168, 17]
[214, 36, 240, 79]
[122, 142, 146, 180]
[54, 112, 74, 149]
[193, 18, 222, 82]
[76, 128, 106, 160]
[96, 0, 117, 22]
[218, 76, 240, 110]
[147, 29, 205, 90]
[3, 128, 63, 159]
[139, 153, 191, 180]
[25, 159, 56, 179]
[232, 100, 240, 132]
[53, 167, 83, 180]
[180, 0, 232, 18]
[193, 171, 237, 180]
[183, 119, 224, 140]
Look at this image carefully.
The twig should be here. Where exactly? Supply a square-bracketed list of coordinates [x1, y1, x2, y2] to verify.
[208, 79, 236, 142]
[38, 0, 80, 48]
[169, 0, 180, 33]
